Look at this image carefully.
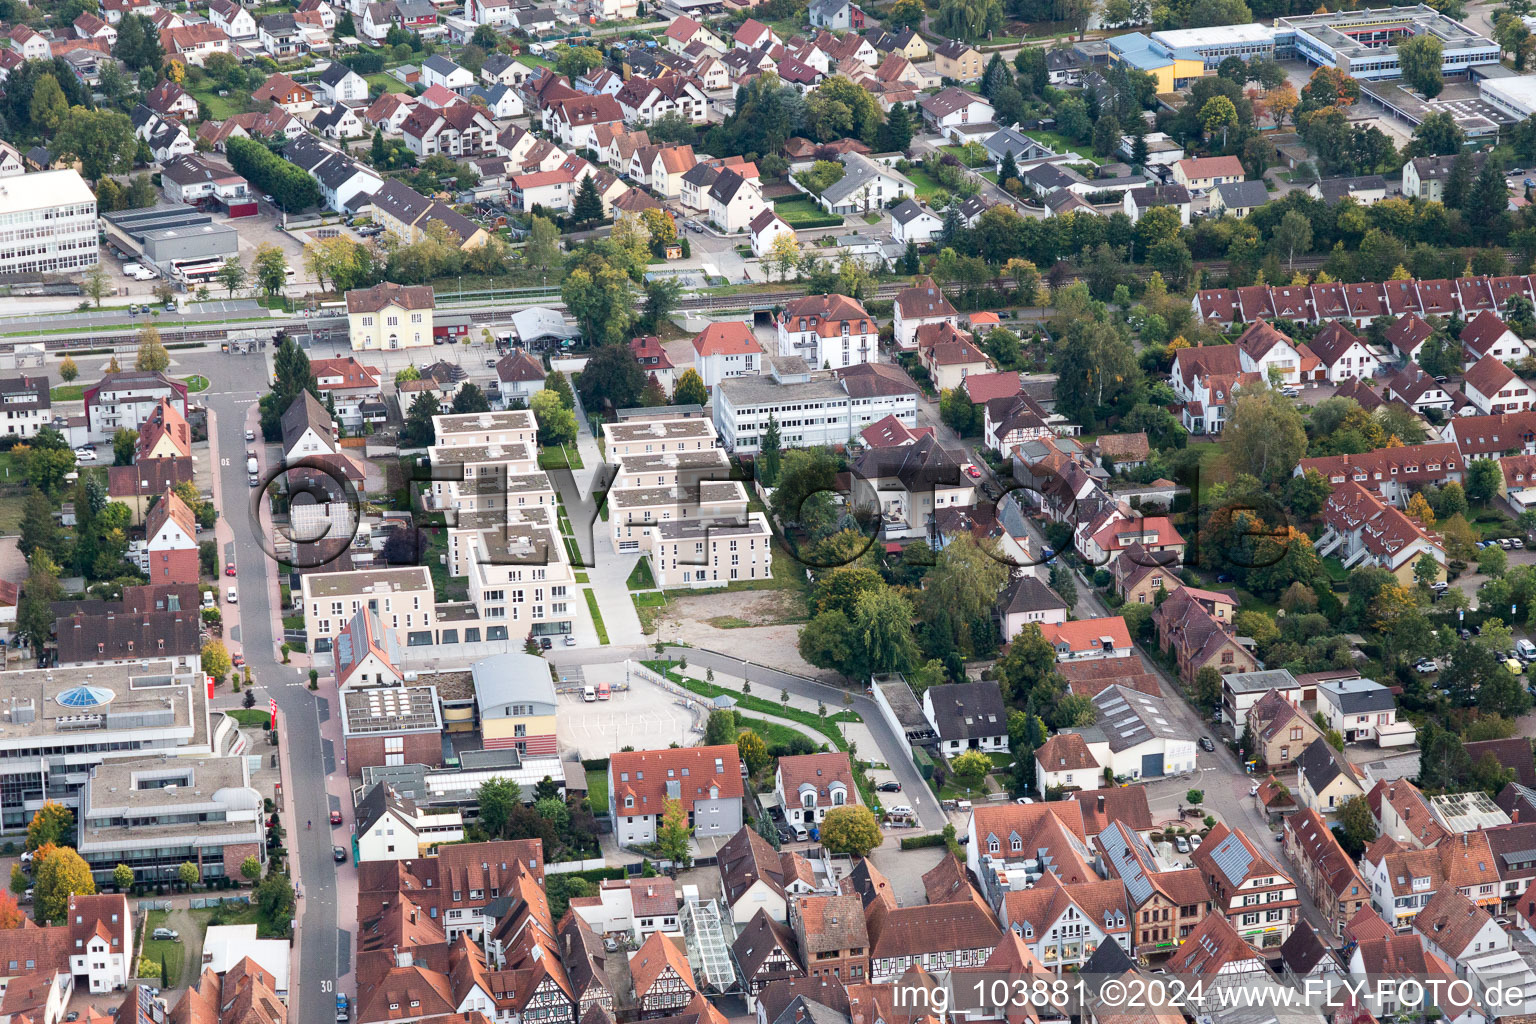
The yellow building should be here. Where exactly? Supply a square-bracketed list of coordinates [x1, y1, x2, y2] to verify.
[1107, 32, 1205, 94]
[933, 38, 983, 82]
[346, 282, 435, 351]
[472, 652, 558, 755]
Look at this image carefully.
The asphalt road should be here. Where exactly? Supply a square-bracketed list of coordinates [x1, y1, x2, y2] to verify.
[185, 348, 339, 1024]
[658, 645, 947, 831]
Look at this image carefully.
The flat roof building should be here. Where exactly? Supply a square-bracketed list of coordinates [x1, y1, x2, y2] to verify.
[1276, 6, 1499, 81]
[101, 203, 238, 269]
[0, 169, 98, 277]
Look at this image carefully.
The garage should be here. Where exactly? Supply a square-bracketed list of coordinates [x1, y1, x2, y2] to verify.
[1141, 752, 1164, 778]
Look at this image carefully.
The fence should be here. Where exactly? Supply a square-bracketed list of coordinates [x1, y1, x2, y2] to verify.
[546, 857, 607, 875]
[136, 900, 172, 913]
[189, 895, 251, 909]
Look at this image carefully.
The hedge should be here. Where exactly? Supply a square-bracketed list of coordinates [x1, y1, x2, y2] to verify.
[912, 746, 935, 780]
[899, 833, 948, 850]
[581, 757, 610, 771]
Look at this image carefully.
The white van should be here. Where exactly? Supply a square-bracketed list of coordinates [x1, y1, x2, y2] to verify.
[246, 456, 259, 475]
[1519, 639, 1536, 662]
[582, 686, 597, 702]
[202, 591, 215, 610]
[226, 587, 238, 604]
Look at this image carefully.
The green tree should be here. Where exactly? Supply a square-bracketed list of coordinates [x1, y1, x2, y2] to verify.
[32, 846, 95, 923]
[704, 708, 738, 746]
[852, 586, 920, 678]
[52, 107, 136, 181]
[134, 323, 169, 372]
[952, 750, 991, 787]
[737, 731, 771, 774]
[672, 367, 708, 407]
[401, 391, 439, 448]
[571, 175, 605, 226]
[577, 342, 644, 414]
[177, 862, 200, 889]
[28, 74, 68, 137]
[112, 863, 135, 891]
[252, 244, 288, 297]
[8, 866, 24, 898]
[255, 872, 295, 927]
[1468, 458, 1503, 505]
[1225, 385, 1308, 485]
[554, 44, 603, 80]
[545, 370, 575, 410]
[476, 776, 521, 838]
[202, 639, 232, 682]
[525, 215, 561, 271]
[939, 387, 979, 436]
[562, 256, 635, 346]
[216, 256, 247, 298]
[451, 383, 492, 414]
[25, 804, 73, 852]
[1195, 666, 1222, 712]
[1199, 95, 1238, 146]
[759, 415, 782, 487]
[16, 550, 64, 650]
[1410, 110, 1465, 157]
[531, 389, 577, 447]
[656, 797, 693, 868]
[240, 857, 262, 883]
[1397, 32, 1444, 98]
[818, 805, 883, 856]
[1336, 795, 1377, 857]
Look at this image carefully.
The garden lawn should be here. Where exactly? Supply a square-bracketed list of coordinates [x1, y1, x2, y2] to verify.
[584, 589, 609, 644]
[773, 196, 843, 228]
[632, 591, 665, 634]
[141, 911, 186, 987]
[626, 558, 657, 590]
[191, 88, 246, 120]
[50, 385, 85, 402]
[736, 716, 809, 750]
[585, 768, 609, 810]
[365, 73, 409, 94]
[227, 708, 271, 728]
[903, 166, 948, 201]
[1022, 130, 1103, 164]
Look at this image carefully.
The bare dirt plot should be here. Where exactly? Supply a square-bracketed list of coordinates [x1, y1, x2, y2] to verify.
[666, 589, 808, 629]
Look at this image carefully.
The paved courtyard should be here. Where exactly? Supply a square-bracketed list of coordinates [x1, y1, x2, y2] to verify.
[555, 672, 698, 759]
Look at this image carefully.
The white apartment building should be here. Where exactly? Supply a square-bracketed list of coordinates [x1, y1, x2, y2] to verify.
[427, 439, 541, 513]
[776, 293, 878, 371]
[435, 409, 540, 448]
[602, 417, 717, 458]
[458, 514, 576, 640]
[301, 566, 437, 653]
[0, 170, 99, 276]
[714, 363, 921, 453]
[642, 514, 775, 587]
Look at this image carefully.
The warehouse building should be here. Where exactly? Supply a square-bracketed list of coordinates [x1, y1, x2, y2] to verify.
[0, 169, 98, 277]
[101, 203, 239, 274]
[1480, 73, 1536, 119]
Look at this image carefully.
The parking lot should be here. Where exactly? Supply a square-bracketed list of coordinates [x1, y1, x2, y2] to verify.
[555, 671, 698, 760]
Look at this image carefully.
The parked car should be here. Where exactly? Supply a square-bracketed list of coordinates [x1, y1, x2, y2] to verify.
[151, 928, 179, 941]
[227, 587, 238, 604]
[582, 686, 596, 702]
[877, 781, 902, 792]
[1198, 736, 1215, 752]
[1190, 835, 1203, 849]
[225, 564, 236, 577]
[563, 635, 577, 646]
[1415, 658, 1437, 674]
[330, 810, 343, 825]
[539, 636, 552, 650]
[245, 429, 256, 442]
[333, 846, 347, 863]
[1173, 836, 1190, 853]
[74, 447, 96, 461]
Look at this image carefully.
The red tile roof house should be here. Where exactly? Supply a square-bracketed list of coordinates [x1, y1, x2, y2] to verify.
[691, 321, 763, 389]
[311, 356, 384, 430]
[1459, 310, 1531, 365]
[1316, 481, 1446, 584]
[1295, 442, 1464, 509]
[1283, 807, 1369, 940]
[1152, 586, 1257, 687]
[144, 485, 200, 584]
[1038, 616, 1134, 662]
[607, 746, 744, 849]
[630, 336, 677, 393]
[1079, 515, 1184, 569]
[892, 277, 957, 351]
[1192, 822, 1301, 949]
[775, 752, 856, 829]
[864, 884, 1003, 982]
[1462, 353, 1535, 415]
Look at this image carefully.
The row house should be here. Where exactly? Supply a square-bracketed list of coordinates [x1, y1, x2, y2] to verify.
[353, 838, 546, 940]
[1192, 823, 1299, 949]
[1296, 738, 1367, 818]
[1195, 274, 1536, 328]
[1367, 778, 1448, 851]
[159, 23, 229, 64]
[864, 886, 1002, 982]
[208, 0, 260, 35]
[1387, 313, 1437, 364]
[790, 894, 868, 983]
[1444, 410, 1536, 459]
[999, 873, 1130, 972]
[717, 826, 827, 926]
[284, 134, 380, 214]
[1308, 321, 1380, 382]
[544, 95, 625, 151]
[1079, 515, 1184, 569]
[1296, 442, 1464, 508]
[1316, 480, 1447, 584]
[1385, 365, 1455, 414]
[631, 933, 698, 1017]
[707, 167, 765, 233]
[1361, 832, 1501, 929]
[631, 145, 696, 198]
[1245, 690, 1322, 770]
[402, 102, 494, 158]
[607, 745, 744, 848]
[732, 910, 804, 1007]
[1462, 353, 1535, 415]
[1460, 310, 1531, 366]
[1284, 807, 1370, 940]
[1234, 319, 1324, 385]
[1097, 821, 1214, 954]
[616, 74, 710, 125]
[1152, 586, 1257, 688]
